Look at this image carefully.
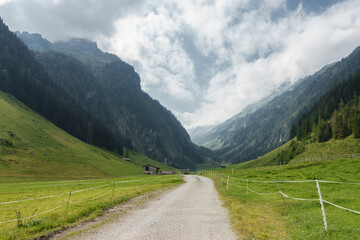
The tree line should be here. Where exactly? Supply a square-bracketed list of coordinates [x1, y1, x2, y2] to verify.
[0, 18, 124, 155]
[294, 70, 360, 142]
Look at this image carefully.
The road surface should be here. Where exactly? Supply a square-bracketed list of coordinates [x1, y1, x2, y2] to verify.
[74, 175, 237, 240]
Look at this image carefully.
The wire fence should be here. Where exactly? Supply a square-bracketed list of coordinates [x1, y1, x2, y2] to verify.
[238, 153, 360, 169]
[297, 153, 360, 163]
[199, 170, 360, 231]
[0, 176, 179, 225]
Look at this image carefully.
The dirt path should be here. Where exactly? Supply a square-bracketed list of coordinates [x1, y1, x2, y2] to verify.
[71, 175, 237, 240]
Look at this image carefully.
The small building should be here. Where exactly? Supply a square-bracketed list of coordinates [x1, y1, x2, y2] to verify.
[123, 158, 131, 161]
[220, 164, 226, 168]
[161, 170, 175, 175]
[143, 164, 160, 174]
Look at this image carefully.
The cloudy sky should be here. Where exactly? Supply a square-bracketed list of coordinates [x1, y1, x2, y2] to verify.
[1, 0, 360, 131]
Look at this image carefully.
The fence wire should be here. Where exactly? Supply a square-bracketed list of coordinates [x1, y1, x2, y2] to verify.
[0, 176, 180, 224]
[203, 171, 360, 227]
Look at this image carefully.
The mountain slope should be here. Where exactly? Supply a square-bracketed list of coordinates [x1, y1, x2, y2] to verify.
[0, 18, 124, 155]
[196, 46, 360, 164]
[0, 90, 175, 181]
[17, 32, 216, 169]
[229, 90, 360, 169]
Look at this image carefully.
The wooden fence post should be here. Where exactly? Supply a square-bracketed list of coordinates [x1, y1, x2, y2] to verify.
[274, 180, 286, 207]
[226, 176, 229, 191]
[246, 179, 248, 196]
[316, 179, 328, 231]
[65, 191, 71, 218]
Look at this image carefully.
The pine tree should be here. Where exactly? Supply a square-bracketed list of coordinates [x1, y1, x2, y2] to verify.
[332, 110, 347, 139]
[87, 122, 93, 144]
[316, 117, 332, 142]
[353, 111, 360, 138]
[0, 69, 9, 92]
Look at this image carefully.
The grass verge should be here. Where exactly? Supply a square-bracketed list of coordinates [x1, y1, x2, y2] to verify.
[0, 175, 183, 240]
[203, 158, 360, 239]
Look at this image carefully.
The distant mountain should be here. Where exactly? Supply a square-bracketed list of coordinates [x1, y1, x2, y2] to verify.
[17, 32, 217, 169]
[195, 46, 360, 164]
[191, 81, 292, 147]
[0, 18, 123, 155]
[189, 125, 215, 144]
[233, 72, 360, 169]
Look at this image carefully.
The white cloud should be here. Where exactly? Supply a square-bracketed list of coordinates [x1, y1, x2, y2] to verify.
[0, 0, 12, 5]
[176, 0, 360, 129]
[1, 0, 360, 131]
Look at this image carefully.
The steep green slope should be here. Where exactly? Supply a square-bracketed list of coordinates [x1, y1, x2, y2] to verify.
[0, 90, 174, 181]
[231, 93, 360, 169]
[17, 32, 218, 170]
[0, 18, 124, 155]
[295, 70, 360, 141]
[232, 136, 360, 169]
[197, 46, 360, 164]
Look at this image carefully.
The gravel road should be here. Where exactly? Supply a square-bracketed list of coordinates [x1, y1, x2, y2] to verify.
[73, 175, 237, 240]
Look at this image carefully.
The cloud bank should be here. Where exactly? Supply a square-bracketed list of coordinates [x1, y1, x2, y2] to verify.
[1, 0, 359, 130]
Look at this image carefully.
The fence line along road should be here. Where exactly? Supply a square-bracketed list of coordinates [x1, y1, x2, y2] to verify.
[0, 176, 179, 225]
[202, 171, 360, 231]
[0, 176, 169, 205]
[0, 204, 65, 224]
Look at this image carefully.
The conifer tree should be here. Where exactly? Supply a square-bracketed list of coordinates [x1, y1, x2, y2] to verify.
[353, 111, 360, 138]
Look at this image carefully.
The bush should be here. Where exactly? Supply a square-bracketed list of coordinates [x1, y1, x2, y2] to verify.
[272, 141, 305, 164]
[0, 137, 13, 147]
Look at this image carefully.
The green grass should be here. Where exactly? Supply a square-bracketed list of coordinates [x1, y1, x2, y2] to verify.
[232, 136, 360, 169]
[0, 90, 176, 181]
[0, 175, 183, 239]
[0, 91, 184, 238]
[204, 157, 360, 239]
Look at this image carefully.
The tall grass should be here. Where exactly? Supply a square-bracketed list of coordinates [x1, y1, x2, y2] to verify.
[0, 175, 183, 240]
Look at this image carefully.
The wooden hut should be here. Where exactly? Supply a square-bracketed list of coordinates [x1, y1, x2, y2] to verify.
[143, 164, 160, 174]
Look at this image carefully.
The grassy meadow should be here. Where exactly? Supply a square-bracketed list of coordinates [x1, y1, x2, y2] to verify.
[0, 87, 184, 239]
[0, 175, 183, 239]
[235, 136, 360, 169]
[202, 157, 360, 239]
[0, 90, 176, 181]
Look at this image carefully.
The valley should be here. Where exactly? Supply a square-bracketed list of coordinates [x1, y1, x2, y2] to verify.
[0, 5, 359, 238]
[0, 90, 175, 181]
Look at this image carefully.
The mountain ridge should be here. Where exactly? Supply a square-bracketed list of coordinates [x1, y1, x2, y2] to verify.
[16, 31, 217, 169]
[195, 45, 360, 163]
[0, 89, 175, 180]
[0, 19, 124, 155]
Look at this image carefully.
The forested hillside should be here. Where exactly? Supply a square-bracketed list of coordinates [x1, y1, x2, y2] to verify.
[195, 46, 360, 164]
[0, 90, 174, 180]
[235, 71, 360, 168]
[295, 70, 360, 142]
[0, 18, 124, 154]
[17, 32, 218, 169]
